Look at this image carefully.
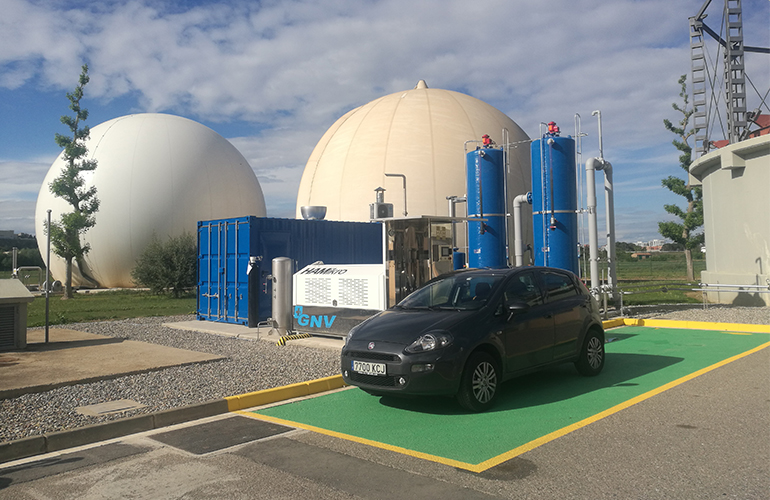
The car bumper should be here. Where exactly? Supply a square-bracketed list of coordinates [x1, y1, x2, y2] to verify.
[340, 341, 464, 396]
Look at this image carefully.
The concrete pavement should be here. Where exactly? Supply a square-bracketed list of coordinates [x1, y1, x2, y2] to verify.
[0, 344, 767, 499]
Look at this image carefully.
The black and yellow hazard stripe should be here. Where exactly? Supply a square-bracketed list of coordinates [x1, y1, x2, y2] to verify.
[275, 333, 312, 346]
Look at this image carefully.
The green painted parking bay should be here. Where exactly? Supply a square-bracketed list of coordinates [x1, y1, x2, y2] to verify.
[245, 326, 770, 472]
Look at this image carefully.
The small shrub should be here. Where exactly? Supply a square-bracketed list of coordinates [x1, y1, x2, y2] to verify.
[131, 233, 196, 297]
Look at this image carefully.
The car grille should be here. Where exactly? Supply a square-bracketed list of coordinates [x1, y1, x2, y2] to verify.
[349, 372, 396, 387]
[346, 351, 400, 362]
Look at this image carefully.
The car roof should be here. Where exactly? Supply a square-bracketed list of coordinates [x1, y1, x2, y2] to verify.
[433, 266, 576, 280]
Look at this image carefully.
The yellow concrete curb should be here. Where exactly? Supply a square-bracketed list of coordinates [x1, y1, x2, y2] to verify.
[615, 317, 770, 334]
[225, 375, 347, 411]
[601, 318, 626, 329]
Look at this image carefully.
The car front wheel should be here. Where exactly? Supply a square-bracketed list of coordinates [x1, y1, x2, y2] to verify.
[457, 352, 499, 412]
[576, 329, 605, 376]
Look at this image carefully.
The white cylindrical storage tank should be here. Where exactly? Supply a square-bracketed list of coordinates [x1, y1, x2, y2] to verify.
[35, 113, 267, 288]
[271, 257, 293, 336]
[296, 80, 532, 254]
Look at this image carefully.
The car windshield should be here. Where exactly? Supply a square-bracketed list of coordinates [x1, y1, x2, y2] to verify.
[397, 274, 504, 311]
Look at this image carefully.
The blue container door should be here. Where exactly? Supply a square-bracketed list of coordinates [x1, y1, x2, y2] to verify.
[466, 148, 507, 269]
[197, 221, 219, 321]
[197, 217, 251, 325]
[224, 218, 251, 324]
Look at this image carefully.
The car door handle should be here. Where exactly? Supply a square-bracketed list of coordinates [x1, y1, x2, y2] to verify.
[544, 313, 553, 319]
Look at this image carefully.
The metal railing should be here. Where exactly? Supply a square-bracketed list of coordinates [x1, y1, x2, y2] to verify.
[13, 266, 44, 291]
[613, 279, 770, 313]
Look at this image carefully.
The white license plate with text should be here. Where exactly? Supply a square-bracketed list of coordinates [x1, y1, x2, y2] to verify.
[352, 360, 387, 376]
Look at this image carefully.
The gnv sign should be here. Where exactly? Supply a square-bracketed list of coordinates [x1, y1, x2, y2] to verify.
[293, 306, 336, 328]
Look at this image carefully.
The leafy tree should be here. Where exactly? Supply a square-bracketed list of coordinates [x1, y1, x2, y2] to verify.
[658, 75, 704, 282]
[0, 248, 44, 271]
[131, 233, 197, 298]
[616, 241, 642, 253]
[48, 64, 100, 298]
[661, 242, 684, 252]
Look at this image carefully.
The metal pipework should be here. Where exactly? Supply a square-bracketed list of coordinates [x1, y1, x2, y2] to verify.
[585, 158, 600, 295]
[600, 160, 618, 301]
[585, 157, 617, 301]
[446, 195, 467, 249]
[591, 110, 604, 160]
[384, 173, 407, 217]
[512, 192, 532, 267]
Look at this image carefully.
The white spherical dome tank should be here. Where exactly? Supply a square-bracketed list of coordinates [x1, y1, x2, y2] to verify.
[296, 80, 531, 226]
[35, 113, 266, 288]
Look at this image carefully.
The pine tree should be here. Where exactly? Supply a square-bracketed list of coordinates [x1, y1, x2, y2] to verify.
[658, 75, 704, 282]
[48, 64, 100, 298]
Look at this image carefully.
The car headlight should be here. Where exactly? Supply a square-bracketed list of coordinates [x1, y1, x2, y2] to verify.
[405, 331, 453, 353]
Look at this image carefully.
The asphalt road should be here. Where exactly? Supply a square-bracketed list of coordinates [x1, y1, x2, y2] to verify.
[0, 345, 767, 499]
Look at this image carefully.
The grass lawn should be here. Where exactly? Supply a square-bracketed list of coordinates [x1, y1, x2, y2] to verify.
[614, 281, 703, 306]
[581, 257, 707, 306]
[26, 290, 196, 327]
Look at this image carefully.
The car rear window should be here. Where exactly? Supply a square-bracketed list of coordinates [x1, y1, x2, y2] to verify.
[541, 271, 578, 301]
[504, 272, 543, 306]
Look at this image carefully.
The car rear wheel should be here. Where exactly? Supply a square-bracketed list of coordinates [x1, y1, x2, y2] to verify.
[457, 352, 499, 412]
[576, 329, 605, 376]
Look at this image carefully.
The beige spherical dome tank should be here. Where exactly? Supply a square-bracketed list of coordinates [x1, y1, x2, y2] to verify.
[35, 113, 267, 288]
[296, 80, 532, 234]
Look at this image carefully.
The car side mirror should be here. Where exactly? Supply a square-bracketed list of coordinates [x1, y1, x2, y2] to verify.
[507, 300, 529, 312]
[506, 300, 529, 320]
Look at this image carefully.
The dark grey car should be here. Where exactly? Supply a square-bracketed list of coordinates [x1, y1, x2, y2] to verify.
[341, 266, 605, 412]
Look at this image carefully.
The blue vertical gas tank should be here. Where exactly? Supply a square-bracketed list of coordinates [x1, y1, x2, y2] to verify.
[530, 136, 579, 274]
[466, 148, 507, 269]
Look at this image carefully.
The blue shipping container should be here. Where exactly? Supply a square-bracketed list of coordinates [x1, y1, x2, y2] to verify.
[197, 216, 383, 325]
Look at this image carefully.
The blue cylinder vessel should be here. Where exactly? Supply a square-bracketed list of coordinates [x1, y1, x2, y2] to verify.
[466, 148, 507, 269]
[452, 250, 466, 270]
[530, 136, 579, 274]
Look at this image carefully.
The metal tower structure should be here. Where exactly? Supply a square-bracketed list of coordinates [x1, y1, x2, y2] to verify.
[724, 0, 746, 144]
[689, 0, 769, 157]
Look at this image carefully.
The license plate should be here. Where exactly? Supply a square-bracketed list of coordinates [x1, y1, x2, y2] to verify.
[352, 360, 387, 376]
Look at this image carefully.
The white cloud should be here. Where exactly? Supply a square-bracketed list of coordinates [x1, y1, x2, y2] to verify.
[0, 0, 767, 241]
[0, 159, 52, 199]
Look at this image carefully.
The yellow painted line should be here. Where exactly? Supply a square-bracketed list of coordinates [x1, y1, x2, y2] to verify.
[472, 339, 770, 472]
[238, 339, 770, 473]
[237, 411, 478, 471]
[225, 375, 346, 411]
[617, 317, 770, 334]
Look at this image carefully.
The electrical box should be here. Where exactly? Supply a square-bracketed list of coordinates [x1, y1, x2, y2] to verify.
[370, 202, 393, 219]
[292, 263, 386, 337]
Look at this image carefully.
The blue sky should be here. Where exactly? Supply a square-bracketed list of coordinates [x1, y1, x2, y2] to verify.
[1, 0, 768, 243]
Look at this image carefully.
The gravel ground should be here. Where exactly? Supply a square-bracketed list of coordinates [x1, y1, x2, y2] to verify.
[1, 315, 340, 444]
[2, 306, 768, 445]
[620, 303, 770, 324]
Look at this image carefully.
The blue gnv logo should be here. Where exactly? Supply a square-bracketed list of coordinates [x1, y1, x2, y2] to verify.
[293, 306, 336, 328]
